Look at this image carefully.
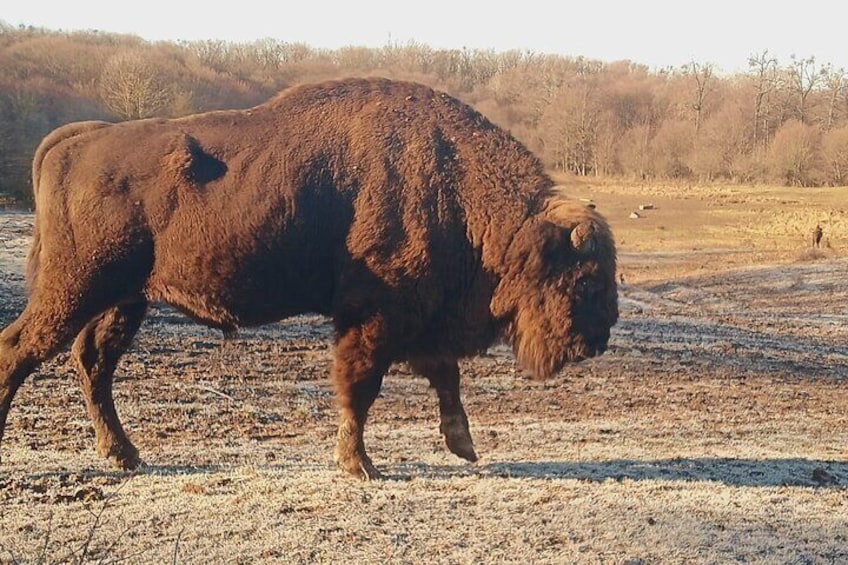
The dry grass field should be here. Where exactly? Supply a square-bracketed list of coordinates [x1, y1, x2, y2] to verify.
[0, 180, 846, 564]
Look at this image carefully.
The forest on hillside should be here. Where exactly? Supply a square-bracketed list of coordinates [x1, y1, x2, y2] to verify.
[1, 21, 847, 203]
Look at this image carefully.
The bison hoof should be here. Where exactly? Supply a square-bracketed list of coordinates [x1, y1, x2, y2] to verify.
[445, 434, 478, 463]
[336, 455, 383, 480]
[447, 440, 478, 463]
[441, 417, 478, 462]
[103, 445, 142, 471]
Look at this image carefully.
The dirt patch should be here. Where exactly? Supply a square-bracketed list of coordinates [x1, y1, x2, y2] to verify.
[0, 193, 846, 563]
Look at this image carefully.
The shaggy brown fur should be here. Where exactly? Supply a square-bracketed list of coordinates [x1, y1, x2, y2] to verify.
[0, 78, 618, 479]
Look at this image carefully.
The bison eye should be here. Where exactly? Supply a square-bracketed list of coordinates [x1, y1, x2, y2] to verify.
[576, 277, 601, 303]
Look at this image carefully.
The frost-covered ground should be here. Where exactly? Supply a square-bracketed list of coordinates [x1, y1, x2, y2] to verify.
[0, 205, 846, 564]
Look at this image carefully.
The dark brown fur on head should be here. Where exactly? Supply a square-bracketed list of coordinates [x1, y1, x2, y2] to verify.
[491, 197, 618, 379]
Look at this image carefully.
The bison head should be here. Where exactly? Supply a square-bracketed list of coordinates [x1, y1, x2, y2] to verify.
[491, 198, 618, 379]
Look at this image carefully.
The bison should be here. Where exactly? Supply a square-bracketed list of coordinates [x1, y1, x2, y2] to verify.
[0, 78, 618, 479]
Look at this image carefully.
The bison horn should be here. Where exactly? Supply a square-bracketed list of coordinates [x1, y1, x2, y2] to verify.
[570, 221, 597, 254]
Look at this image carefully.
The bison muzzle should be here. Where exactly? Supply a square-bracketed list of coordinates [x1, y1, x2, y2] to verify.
[0, 77, 618, 479]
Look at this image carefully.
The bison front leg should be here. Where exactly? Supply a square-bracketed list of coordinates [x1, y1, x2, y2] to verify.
[331, 318, 391, 480]
[71, 299, 147, 471]
[409, 358, 478, 462]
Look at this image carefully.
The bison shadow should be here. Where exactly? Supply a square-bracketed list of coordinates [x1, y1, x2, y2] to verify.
[386, 457, 848, 488]
[10, 458, 846, 490]
[613, 316, 848, 379]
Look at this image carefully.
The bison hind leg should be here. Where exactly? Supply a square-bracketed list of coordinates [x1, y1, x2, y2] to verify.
[409, 357, 478, 463]
[0, 296, 101, 464]
[72, 298, 148, 471]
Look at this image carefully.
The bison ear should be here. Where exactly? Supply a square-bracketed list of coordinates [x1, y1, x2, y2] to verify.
[569, 221, 598, 255]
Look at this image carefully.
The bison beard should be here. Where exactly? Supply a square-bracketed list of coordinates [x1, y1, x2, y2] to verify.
[0, 78, 618, 479]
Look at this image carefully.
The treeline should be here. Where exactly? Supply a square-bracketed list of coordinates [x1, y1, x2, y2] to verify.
[2, 22, 848, 202]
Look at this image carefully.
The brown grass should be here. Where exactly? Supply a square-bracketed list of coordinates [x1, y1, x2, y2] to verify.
[1, 181, 847, 563]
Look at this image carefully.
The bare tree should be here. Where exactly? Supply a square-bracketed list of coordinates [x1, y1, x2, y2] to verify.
[534, 58, 603, 176]
[747, 50, 780, 151]
[686, 61, 713, 137]
[99, 51, 171, 119]
[788, 55, 824, 125]
[592, 111, 622, 176]
[821, 64, 846, 131]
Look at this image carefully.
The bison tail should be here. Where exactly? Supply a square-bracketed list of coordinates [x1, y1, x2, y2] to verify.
[24, 226, 41, 296]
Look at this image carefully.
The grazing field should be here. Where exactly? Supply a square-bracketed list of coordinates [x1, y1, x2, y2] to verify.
[1, 181, 847, 563]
